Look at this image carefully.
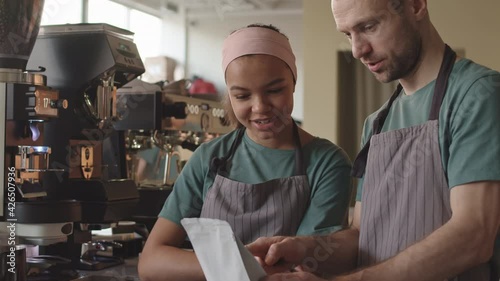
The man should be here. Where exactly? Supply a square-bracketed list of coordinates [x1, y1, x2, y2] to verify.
[247, 0, 500, 280]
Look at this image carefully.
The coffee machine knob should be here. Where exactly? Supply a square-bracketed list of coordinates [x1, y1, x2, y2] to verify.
[50, 99, 69, 109]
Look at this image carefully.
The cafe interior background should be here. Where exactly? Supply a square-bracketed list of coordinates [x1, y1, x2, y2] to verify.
[0, 0, 499, 279]
[42, 0, 500, 159]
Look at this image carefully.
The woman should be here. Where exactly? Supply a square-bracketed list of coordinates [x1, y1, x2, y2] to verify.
[138, 24, 352, 281]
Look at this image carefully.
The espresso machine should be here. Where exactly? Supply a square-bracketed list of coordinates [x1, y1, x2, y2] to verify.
[24, 23, 145, 270]
[114, 79, 233, 230]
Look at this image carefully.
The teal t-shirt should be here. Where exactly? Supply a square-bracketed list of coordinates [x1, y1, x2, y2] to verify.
[356, 59, 500, 201]
[160, 129, 353, 236]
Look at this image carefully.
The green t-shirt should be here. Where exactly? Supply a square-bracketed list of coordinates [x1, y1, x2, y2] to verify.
[160, 129, 353, 236]
[356, 59, 500, 201]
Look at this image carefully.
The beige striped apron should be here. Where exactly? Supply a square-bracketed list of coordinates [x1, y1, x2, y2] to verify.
[200, 122, 310, 244]
[352, 45, 494, 280]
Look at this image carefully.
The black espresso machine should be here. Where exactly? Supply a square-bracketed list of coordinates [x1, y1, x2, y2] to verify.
[25, 23, 145, 270]
[114, 78, 234, 231]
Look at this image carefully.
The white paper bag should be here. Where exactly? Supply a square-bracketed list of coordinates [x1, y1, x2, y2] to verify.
[181, 218, 266, 281]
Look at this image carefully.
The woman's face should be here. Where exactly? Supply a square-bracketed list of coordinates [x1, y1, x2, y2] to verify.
[225, 54, 295, 148]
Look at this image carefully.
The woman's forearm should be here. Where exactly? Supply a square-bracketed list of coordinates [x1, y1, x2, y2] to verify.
[138, 245, 205, 281]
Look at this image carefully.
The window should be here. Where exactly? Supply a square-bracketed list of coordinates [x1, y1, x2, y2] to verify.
[40, 0, 162, 60]
[41, 0, 83, 25]
[130, 9, 162, 59]
[88, 0, 128, 30]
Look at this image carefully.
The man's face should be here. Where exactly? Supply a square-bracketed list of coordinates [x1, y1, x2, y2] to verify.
[332, 0, 422, 83]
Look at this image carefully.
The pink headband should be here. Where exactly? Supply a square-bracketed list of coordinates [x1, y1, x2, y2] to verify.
[222, 27, 297, 81]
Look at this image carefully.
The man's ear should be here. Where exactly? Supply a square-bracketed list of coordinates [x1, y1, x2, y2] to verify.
[410, 0, 428, 21]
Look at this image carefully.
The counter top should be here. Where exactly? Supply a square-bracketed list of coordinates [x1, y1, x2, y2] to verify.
[76, 257, 140, 281]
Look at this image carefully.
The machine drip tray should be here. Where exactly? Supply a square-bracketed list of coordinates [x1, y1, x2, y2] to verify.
[71, 276, 130, 281]
[27, 269, 79, 281]
[77, 256, 124, 271]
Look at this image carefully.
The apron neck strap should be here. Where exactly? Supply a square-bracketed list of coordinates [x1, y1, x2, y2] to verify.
[428, 44, 456, 120]
[210, 127, 245, 174]
[372, 84, 403, 135]
[293, 121, 306, 175]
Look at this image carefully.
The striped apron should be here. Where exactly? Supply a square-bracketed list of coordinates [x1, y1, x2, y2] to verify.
[352, 45, 493, 280]
[200, 122, 311, 244]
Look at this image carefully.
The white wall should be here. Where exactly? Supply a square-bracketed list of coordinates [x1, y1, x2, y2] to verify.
[302, 0, 343, 142]
[159, 7, 187, 74]
[185, 13, 304, 121]
[428, 0, 500, 70]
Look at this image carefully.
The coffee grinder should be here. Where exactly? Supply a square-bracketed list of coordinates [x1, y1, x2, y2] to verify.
[0, 2, 80, 280]
[26, 23, 145, 270]
[0, 0, 81, 257]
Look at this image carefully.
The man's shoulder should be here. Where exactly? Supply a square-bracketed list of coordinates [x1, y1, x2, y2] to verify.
[454, 58, 498, 75]
[445, 59, 500, 105]
[450, 59, 500, 89]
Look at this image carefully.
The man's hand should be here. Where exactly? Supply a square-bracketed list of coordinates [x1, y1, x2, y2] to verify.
[260, 271, 330, 281]
[247, 236, 317, 274]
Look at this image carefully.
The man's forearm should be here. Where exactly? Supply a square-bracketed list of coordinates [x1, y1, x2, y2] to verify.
[338, 182, 500, 281]
[336, 220, 492, 281]
[300, 228, 359, 277]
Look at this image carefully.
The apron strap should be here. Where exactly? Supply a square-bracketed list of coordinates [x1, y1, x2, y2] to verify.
[428, 44, 457, 120]
[209, 127, 245, 174]
[491, 259, 499, 281]
[292, 121, 306, 176]
[351, 44, 457, 178]
[351, 84, 403, 178]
